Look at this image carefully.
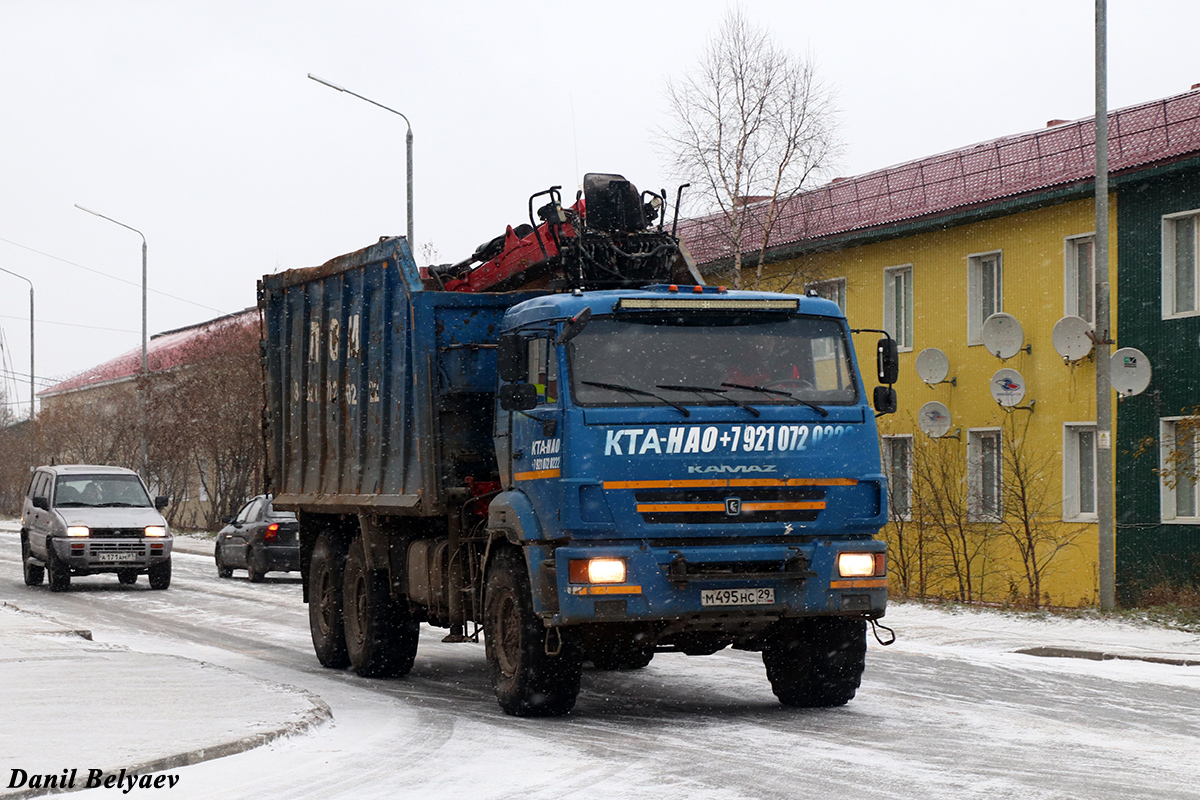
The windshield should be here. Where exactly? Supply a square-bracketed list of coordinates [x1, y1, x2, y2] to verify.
[568, 314, 859, 406]
[54, 474, 152, 508]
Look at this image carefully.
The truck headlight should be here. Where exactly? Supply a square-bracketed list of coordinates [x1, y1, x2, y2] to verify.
[569, 558, 626, 584]
[144, 526, 167, 537]
[837, 552, 883, 578]
[66, 526, 90, 537]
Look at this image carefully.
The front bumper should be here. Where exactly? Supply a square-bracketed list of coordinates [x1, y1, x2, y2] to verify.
[52, 537, 173, 572]
[544, 539, 887, 626]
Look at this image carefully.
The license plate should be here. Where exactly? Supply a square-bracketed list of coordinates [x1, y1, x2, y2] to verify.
[700, 587, 774, 606]
[98, 552, 137, 562]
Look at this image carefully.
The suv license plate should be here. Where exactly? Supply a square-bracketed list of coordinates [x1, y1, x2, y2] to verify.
[700, 587, 774, 607]
[98, 552, 137, 562]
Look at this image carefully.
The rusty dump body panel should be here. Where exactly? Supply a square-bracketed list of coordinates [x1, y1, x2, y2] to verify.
[259, 237, 540, 515]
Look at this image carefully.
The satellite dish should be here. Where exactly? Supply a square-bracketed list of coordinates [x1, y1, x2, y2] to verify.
[981, 313, 1025, 359]
[1111, 347, 1152, 396]
[990, 368, 1027, 407]
[918, 401, 953, 438]
[915, 348, 950, 385]
[1052, 315, 1095, 362]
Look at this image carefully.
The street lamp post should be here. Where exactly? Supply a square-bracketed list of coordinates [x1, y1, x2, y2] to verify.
[0, 266, 34, 421]
[307, 73, 414, 248]
[74, 205, 148, 480]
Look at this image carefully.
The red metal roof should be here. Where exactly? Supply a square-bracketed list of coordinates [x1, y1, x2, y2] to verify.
[678, 88, 1200, 265]
[39, 309, 258, 398]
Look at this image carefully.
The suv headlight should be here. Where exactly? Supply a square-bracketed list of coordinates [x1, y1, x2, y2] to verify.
[66, 526, 90, 537]
[144, 526, 167, 537]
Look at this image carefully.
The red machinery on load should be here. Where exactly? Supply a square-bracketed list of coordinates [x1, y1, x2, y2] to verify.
[428, 173, 698, 293]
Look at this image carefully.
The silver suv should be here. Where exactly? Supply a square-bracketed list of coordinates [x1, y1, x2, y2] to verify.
[21, 465, 174, 591]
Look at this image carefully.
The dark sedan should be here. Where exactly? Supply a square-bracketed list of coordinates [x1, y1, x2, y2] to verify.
[214, 495, 298, 581]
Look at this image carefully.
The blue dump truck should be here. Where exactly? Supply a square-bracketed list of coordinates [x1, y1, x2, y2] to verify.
[261, 174, 897, 716]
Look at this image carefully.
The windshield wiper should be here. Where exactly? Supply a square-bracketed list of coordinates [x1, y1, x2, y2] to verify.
[99, 502, 143, 507]
[656, 384, 761, 418]
[581, 381, 690, 417]
[721, 382, 829, 417]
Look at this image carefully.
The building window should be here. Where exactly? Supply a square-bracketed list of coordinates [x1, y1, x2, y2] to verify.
[1160, 417, 1200, 522]
[1163, 211, 1200, 317]
[967, 251, 1003, 344]
[967, 429, 1002, 521]
[1063, 424, 1097, 521]
[808, 277, 846, 313]
[882, 435, 913, 521]
[1065, 235, 1095, 323]
[883, 266, 913, 351]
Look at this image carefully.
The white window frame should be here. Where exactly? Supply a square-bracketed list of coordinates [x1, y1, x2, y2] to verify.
[967, 428, 1002, 522]
[1163, 210, 1200, 319]
[882, 265, 913, 352]
[807, 277, 847, 313]
[882, 434, 913, 522]
[1064, 234, 1096, 324]
[967, 250, 1003, 345]
[1062, 423, 1098, 522]
[1160, 416, 1200, 523]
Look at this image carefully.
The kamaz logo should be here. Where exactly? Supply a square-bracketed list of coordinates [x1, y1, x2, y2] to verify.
[686, 464, 778, 474]
[725, 497, 742, 516]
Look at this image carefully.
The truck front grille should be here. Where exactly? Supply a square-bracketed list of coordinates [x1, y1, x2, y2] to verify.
[634, 487, 825, 524]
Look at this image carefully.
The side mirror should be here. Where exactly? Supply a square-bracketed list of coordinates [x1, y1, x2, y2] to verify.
[876, 337, 899, 385]
[497, 334, 523, 383]
[873, 386, 898, 415]
[499, 383, 538, 411]
[555, 307, 592, 345]
[155, 495, 169, 511]
[32, 496, 49, 511]
[222, 516, 235, 525]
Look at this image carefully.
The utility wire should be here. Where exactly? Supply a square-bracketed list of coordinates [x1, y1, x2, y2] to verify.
[0, 235, 227, 314]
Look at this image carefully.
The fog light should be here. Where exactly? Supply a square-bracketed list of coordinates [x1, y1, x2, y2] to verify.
[837, 552, 878, 578]
[66, 526, 90, 537]
[568, 558, 626, 584]
[144, 526, 167, 537]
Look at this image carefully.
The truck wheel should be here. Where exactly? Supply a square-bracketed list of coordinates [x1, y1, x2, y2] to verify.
[308, 532, 350, 669]
[762, 618, 867, 708]
[247, 549, 265, 583]
[117, 569, 138, 585]
[21, 537, 44, 587]
[148, 558, 172, 590]
[484, 548, 582, 717]
[214, 546, 233, 579]
[47, 547, 71, 592]
[342, 539, 419, 677]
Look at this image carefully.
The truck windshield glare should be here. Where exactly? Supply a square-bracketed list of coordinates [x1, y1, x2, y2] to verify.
[568, 316, 858, 406]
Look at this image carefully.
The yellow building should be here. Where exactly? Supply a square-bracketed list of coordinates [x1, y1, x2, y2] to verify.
[679, 88, 1200, 607]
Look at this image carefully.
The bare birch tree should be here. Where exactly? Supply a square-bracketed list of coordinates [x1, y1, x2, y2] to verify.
[662, 8, 840, 289]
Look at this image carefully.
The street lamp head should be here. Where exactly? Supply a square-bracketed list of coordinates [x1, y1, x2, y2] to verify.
[307, 73, 346, 93]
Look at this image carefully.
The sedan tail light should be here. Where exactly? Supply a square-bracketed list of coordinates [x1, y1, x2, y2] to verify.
[264, 523, 280, 543]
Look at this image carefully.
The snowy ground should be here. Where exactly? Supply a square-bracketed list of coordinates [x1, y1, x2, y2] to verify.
[2, 519, 1199, 800]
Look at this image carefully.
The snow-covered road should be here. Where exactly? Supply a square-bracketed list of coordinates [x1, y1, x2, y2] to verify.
[3, 524, 1199, 800]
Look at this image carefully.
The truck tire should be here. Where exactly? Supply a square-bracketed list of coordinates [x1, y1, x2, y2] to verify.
[22, 537, 44, 587]
[342, 539, 419, 678]
[214, 546, 233, 579]
[762, 618, 867, 708]
[148, 558, 172, 590]
[308, 532, 350, 669]
[484, 548, 582, 717]
[47, 547, 71, 592]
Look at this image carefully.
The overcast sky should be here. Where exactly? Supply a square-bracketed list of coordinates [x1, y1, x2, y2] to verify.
[1, 0, 1197, 416]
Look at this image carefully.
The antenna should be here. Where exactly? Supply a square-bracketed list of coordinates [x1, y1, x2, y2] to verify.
[1052, 315, 1095, 362]
[1110, 347, 1152, 397]
[981, 313, 1028, 359]
[990, 367, 1027, 408]
[918, 401, 953, 438]
[915, 348, 956, 387]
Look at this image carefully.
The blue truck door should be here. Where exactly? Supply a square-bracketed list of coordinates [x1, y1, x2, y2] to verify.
[509, 334, 564, 515]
